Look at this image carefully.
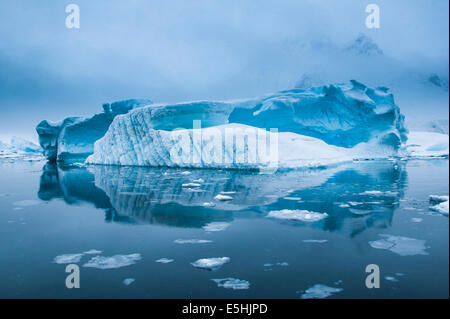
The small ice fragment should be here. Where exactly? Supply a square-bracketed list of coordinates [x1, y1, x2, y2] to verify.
[193, 179, 204, 183]
[83, 249, 102, 255]
[300, 284, 343, 299]
[276, 262, 289, 266]
[369, 234, 428, 256]
[191, 257, 230, 270]
[212, 278, 250, 290]
[182, 183, 201, 188]
[385, 276, 398, 282]
[359, 191, 384, 196]
[180, 171, 191, 175]
[220, 191, 236, 195]
[348, 202, 363, 206]
[54, 253, 83, 264]
[429, 196, 449, 215]
[156, 258, 174, 264]
[83, 254, 142, 269]
[202, 202, 216, 207]
[123, 278, 135, 286]
[411, 218, 423, 223]
[429, 195, 449, 203]
[302, 239, 328, 243]
[263, 263, 273, 267]
[339, 204, 350, 208]
[174, 239, 212, 244]
[214, 194, 233, 201]
[267, 209, 328, 222]
[202, 222, 230, 232]
[13, 200, 40, 207]
[284, 197, 302, 201]
[395, 273, 405, 276]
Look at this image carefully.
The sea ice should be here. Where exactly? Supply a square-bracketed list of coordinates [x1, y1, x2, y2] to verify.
[202, 222, 230, 232]
[368, 234, 428, 256]
[83, 249, 102, 255]
[174, 239, 212, 244]
[83, 253, 142, 269]
[267, 209, 328, 222]
[123, 278, 136, 286]
[212, 278, 250, 290]
[156, 258, 174, 264]
[300, 284, 343, 299]
[214, 194, 233, 201]
[191, 257, 230, 271]
[54, 253, 84, 264]
[302, 239, 328, 243]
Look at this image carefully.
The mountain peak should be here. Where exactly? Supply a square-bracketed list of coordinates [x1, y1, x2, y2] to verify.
[345, 34, 383, 56]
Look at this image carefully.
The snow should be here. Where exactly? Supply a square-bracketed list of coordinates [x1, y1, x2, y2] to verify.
[267, 209, 328, 222]
[406, 131, 449, 158]
[300, 284, 343, 299]
[212, 278, 250, 290]
[82, 253, 142, 269]
[368, 234, 428, 256]
[53, 253, 83, 264]
[191, 257, 230, 270]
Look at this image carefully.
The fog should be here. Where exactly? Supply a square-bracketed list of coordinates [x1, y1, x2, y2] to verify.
[0, 0, 448, 141]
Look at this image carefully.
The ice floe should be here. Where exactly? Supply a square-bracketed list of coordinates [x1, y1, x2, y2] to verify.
[429, 195, 449, 215]
[191, 257, 230, 270]
[156, 258, 174, 264]
[53, 253, 84, 264]
[385, 276, 398, 282]
[212, 278, 250, 290]
[202, 222, 230, 232]
[267, 209, 328, 222]
[214, 194, 233, 201]
[411, 218, 423, 223]
[123, 278, 136, 286]
[302, 239, 328, 243]
[283, 197, 302, 201]
[83, 254, 142, 269]
[368, 234, 428, 256]
[300, 284, 343, 299]
[83, 249, 102, 255]
[174, 239, 212, 244]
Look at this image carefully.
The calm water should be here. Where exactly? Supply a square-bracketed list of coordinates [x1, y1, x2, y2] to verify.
[0, 158, 448, 298]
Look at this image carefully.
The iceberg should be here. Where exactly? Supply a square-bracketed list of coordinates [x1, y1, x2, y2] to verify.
[0, 137, 42, 159]
[36, 99, 153, 162]
[83, 81, 407, 169]
[406, 131, 449, 158]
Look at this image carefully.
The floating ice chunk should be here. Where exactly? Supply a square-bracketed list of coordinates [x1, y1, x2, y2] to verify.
[202, 222, 230, 232]
[284, 197, 302, 201]
[276, 262, 289, 266]
[193, 179, 204, 183]
[411, 218, 423, 223]
[212, 278, 250, 290]
[156, 258, 174, 264]
[348, 202, 363, 206]
[267, 209, 328, 222]
[182, 183, 201, 188]
[123, 278, 135, 286]
[263, 263, 273, 267]
[220, 191, 237, 195]
[300, 284, 343, 299]
[83, 249, 102, 255]
[395, 273, 405, 276]
[338, 204, 350, 208]
[359, 190, 398, 197]
[369, 234, 428, 256]
[430, 201, 449, 215]
[191, 257, 230, 270]
[83, 254, 142, 269]
[429, 195, 449, 215]
[302, 239, 328, 243]
[13, 200, 40, 207]
[54, 253, 84, 264]
[385, 276, 398, 282]
[214, 194, 233, 201]
[174, 239, 212, 244]
[202, 202, 216, 207]
[180, 171, 192, 175]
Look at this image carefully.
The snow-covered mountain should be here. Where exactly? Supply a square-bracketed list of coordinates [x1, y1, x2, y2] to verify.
[294, 34, 449, 134]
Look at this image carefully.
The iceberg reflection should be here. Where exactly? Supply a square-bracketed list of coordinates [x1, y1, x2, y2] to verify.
[38, 160, 407, 234]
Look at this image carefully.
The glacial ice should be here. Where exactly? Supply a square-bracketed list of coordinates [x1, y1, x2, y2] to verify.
[368, 234, 428, 256]
[406, 131, 449, 158]
[300, 284, 343, 299]
[267, 209, 328, 222]
[36, 99, 152, 162]
[212, 278, 250, 290]
[191, 257, 230, 270]
[82, 253, 142, 269]
[429, 195, 449, 215]
[84, 81, 407, 169]
[0, 137, 42, 160]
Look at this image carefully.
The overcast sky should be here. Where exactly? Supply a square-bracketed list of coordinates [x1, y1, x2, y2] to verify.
[0, 0, 448, 141]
